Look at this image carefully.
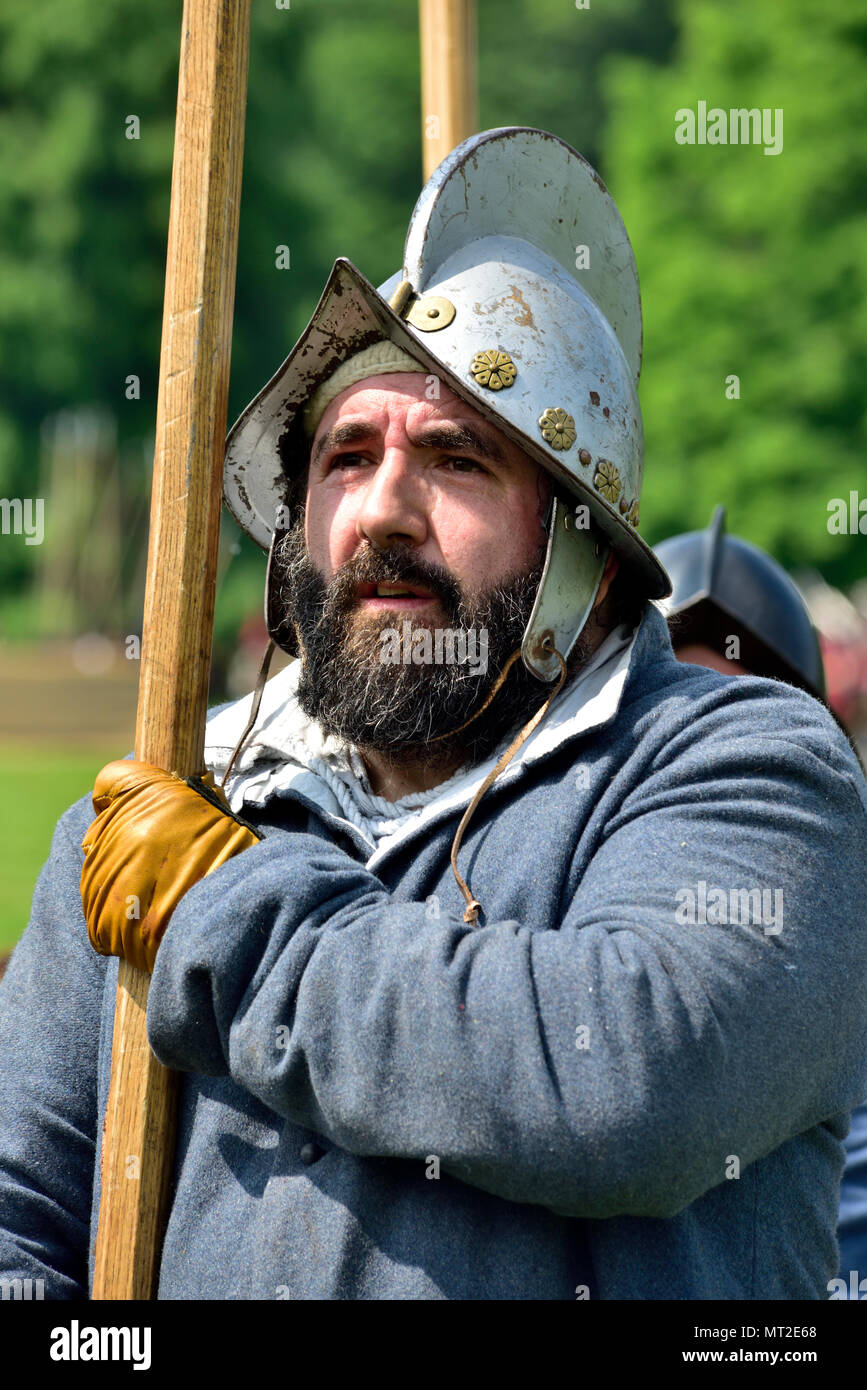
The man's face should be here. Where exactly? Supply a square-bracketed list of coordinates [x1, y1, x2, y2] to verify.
[304, 373, 550, 616]
[272, 372, 566, 767]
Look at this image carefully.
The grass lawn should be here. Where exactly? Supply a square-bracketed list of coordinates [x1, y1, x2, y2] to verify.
[0, 744, 118, 951]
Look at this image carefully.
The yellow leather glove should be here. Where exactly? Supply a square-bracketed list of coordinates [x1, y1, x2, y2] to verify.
[81, 759, 261, 974]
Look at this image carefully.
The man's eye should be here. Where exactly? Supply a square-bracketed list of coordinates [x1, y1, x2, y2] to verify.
[444, 456, 487, 474]
[329, 452, 366, 470]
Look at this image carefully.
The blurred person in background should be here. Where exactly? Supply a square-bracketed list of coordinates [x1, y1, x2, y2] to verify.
[654, 506, 867, 1300]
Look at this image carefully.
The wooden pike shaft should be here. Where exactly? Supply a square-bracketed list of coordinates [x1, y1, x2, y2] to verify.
[419, 0, 477, 180]
[91, 0, 252, 1300]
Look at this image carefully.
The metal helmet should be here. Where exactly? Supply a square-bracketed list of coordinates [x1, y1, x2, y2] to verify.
[654, 506, 826, 700]
[224, 127, 671, 682]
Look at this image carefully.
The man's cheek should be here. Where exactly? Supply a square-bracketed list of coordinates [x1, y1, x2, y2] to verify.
[303, 496, 345, 578]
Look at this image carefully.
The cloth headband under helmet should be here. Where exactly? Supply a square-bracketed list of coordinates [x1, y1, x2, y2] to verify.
[302, 341, 426, 439]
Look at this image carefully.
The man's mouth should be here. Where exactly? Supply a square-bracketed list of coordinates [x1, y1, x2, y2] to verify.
[355, 580, 439, 609]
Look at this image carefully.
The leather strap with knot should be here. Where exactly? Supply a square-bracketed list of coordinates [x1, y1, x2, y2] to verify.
[428, 639, 568, 925]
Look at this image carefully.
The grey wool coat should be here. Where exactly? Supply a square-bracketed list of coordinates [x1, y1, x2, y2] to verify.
[1, 601, 866, 1300]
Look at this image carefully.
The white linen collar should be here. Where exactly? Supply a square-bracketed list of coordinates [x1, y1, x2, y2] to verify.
[205, 623, 638, 860]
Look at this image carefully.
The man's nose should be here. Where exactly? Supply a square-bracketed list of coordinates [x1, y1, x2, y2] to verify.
[355, 450, 428, 550]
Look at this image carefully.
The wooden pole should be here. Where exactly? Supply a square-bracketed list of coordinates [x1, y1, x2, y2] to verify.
[91, 0, 252, 1300]
[419, 0, 477, 180]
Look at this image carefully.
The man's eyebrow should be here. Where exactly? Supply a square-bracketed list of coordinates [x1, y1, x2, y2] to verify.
[409, 423, 508, 464]
[310, 421, 375, 469]
[309, 418, 509, 469]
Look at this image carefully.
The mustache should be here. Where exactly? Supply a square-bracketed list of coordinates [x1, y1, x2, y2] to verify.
[322, 541, 463, 619]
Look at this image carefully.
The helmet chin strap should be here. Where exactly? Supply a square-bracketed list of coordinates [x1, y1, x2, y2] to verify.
[521, 493, 609, 682]
[437, 640, 567, 926]
[265, 514, 300, 658]
[218, 512, 295, 792]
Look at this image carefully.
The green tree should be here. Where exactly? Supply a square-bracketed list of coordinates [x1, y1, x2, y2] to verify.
[0, 0, 677, 646]
[604, 0, 867, 583]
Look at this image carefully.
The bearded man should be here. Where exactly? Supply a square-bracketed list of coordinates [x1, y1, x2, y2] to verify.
[1, 128, 866, 1301]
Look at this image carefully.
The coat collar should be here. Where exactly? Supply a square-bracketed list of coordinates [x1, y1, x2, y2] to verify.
[205, 603, 671, 858]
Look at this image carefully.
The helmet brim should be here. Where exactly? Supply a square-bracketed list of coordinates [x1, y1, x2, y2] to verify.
[223, 258, 672, 600]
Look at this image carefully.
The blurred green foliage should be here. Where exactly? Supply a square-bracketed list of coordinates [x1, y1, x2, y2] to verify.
[605, 0, 867, 578]
[0, 0, 863, 664]
[0, 744, 120, 944]
[0, 0, 676, 662]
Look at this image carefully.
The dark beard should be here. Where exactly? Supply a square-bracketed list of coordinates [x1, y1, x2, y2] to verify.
[271, 517, 584, 771]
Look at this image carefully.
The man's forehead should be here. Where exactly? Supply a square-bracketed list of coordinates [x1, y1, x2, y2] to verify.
[311, 373, 518, 464]
[320, 372, 473, 424]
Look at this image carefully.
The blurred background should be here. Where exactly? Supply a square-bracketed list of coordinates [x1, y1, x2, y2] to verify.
[1, 0, 866, 948]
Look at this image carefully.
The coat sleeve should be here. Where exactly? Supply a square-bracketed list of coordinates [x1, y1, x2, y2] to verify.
[0, 798, 107, 1297]
[146, 697, 867, 1220]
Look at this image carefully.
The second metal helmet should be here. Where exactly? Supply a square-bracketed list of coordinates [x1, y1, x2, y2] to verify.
[654, 506, 826, 701]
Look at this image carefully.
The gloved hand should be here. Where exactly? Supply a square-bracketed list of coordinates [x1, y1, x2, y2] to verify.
[81, 759, 261, 973]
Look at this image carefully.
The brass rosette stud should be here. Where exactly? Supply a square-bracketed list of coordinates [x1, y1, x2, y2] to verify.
[538, 407, 577, 451]
[593, 459, 622, 504]
[470, 349, 517, 390]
